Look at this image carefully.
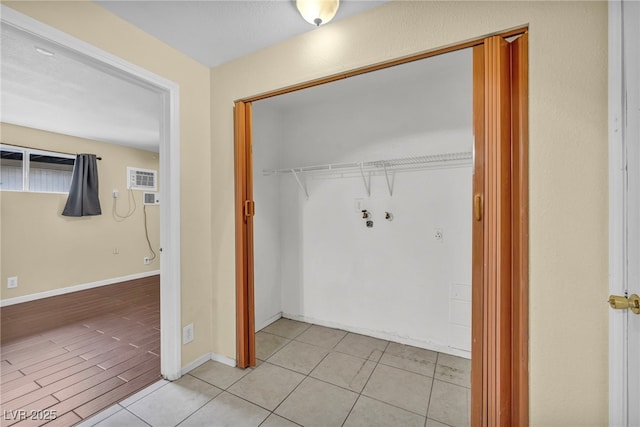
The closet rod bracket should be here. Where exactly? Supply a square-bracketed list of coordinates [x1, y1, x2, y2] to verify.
[359, 162, 371, 197]
[291, 168, 309, 199]
[382, 163, 393, 196]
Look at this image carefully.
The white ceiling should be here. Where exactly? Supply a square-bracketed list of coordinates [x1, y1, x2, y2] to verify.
[0, 1, 386, 152]
[96, 1, 388, 68]
[1, 23, 164, 152]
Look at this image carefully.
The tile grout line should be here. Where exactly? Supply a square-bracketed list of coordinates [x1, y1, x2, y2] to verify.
[349, 341, 444, 419]
[254, 356, 362, 398]
[372, 353, 470, 389]
[168, 377, 224, 427]
[332, 330, 350, 349]
[224, 387, 281, 414]
[424, 352, 440, 427]
[260, 329, 347, 423]
[123, 407, 153, 427]
[213, 350, 321, 418]
[340, 394, 362, 427]
[341, 339, 392, 427]
[258, 409, 302, 427]
[268, 356, 326, 415]
[222, 367, 307, 424]
[358, 393, 431, 419]
[259, 320, 312, 341]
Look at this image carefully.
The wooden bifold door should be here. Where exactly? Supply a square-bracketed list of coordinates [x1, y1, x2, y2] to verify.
[234, 31, 529, 426]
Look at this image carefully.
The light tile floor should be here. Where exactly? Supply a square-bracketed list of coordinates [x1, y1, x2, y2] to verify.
[78, 319, 470, 427]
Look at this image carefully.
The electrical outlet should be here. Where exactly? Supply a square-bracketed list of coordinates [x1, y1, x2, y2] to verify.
[434, 228, 444, 242]
[7, 276, 18, 289]
[113, 189, 119, 198]
[183, 323, 194, 344]
[113, 248, 119, 255]
[144, 257, 150, 265]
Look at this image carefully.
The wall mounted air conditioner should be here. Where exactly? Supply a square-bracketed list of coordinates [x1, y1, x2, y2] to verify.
[143, 192, 160, 206]
[127, 167, 157, 191]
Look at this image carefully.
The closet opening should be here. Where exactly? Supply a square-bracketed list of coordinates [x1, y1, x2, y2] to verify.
[235, 29, 528, 426]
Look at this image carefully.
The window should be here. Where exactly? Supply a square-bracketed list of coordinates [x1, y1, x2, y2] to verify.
[0, 145, 75, 193]
[29, 153, 75, 192]
[0, 148, 24, 191]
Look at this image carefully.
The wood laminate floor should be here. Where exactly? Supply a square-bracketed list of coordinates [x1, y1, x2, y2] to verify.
[0, 276, 161, 426]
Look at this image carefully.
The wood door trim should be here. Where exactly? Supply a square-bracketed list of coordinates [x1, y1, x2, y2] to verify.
[510, 33, 529, 427]
[234, 29, 529, 425]
[484, 35, 514, 424]
[237, 27, 528, 104]
[471, 43, 486, 425]
[471, 33, 529, 426]
[245, 103, 256, 367]
[234, 101, 256, 368]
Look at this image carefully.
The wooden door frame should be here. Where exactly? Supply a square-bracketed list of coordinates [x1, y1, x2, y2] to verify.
[472, 33, 529, 425]
[234, 28, 529, 426]
[234, 102, 256, 368]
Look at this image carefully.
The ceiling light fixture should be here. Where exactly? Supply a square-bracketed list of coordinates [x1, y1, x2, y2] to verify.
[296, 0, 340, 26]
[35, 47, 55, 57]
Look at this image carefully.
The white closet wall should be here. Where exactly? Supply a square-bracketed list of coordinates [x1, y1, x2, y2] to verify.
[253, 108, 283, 329]
[254, 48, 473, 357]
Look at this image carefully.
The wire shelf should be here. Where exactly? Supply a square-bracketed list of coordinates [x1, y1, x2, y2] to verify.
[263, 151, 472, 176]
[262, 151, 472, 198]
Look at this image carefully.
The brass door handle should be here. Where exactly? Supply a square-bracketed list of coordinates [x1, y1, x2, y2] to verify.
[608, 294, 640, 314]
[474, 194, 482, 221]
[244, 200, 255, 218]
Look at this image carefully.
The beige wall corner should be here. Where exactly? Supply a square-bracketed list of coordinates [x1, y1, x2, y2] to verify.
[3, 0, 214, 369]
[210, 1, 608, 424]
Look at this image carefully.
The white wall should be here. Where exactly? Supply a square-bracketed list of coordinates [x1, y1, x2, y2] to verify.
[254, 48, 473, 356]
[283, 167, 472, 355]
[253, 108, 284, 330]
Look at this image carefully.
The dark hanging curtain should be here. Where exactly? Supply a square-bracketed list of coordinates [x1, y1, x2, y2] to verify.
[62, 154, 102, 217]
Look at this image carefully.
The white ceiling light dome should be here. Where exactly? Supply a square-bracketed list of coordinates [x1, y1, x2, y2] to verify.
[296, 0, 340, 26]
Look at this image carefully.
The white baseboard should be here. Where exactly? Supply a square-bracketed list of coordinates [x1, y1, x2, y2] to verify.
[255, 311, 283, 332]
[181, 352, 237, 376]
[181, 352, 214, 375]
[282, 312, 471, 360]
[210, 352, 236, 368]
[0, 270, 161, 307]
